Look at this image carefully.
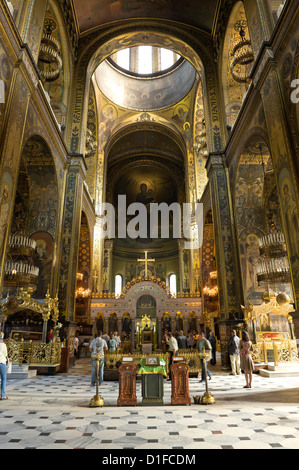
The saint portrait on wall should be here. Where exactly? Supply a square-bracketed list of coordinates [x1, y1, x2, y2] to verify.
[0, 181, 11, 260]
[31, 232, 54, 299]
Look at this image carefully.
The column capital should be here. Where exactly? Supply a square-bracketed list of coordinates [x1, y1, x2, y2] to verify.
[205, 152, 226, 176]
[67, 153, 87, 179]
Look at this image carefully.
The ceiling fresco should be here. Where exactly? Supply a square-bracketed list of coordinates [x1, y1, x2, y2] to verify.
[72, 0, 219, 35]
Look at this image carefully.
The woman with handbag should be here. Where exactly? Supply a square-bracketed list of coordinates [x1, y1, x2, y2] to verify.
[239, 331, 255, 389]
[0, 332, 8, 400]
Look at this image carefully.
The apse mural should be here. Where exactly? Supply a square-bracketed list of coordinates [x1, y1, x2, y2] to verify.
[112, 162, 178, 249]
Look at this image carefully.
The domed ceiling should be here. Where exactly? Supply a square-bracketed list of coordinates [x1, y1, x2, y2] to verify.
[72, 0, 220, 35]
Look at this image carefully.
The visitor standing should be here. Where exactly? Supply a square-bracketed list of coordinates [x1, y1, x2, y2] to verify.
[208, 331, 217, 365]
[0, 332, 8, 400]
[187, 332, 194, 349]
[165, 332, 178, 380]
[114, 331, 121, 349]
[89, 331, 108, 387]
[228, 329, 241, 375]
[177, 330, 188, 350]
[239, 331, 255, 388]
[102, 331, 110, 344]
[198, 332, 212, 382]
[74, 336, 79, 358]
[108, 334, 117, 351]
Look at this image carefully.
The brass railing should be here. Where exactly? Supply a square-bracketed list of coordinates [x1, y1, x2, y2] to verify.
[5, 338, 62, 367]
[252, 340, 298, 366]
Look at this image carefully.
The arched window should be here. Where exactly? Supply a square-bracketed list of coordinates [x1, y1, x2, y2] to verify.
[112, 46, 181, 76]
[169, 273, 177, 297]
[115, 274, 123, 297]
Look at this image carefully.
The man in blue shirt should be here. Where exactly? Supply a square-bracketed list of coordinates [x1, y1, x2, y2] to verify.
[89, 331, 108, 387]
[198, 332, 212, 382]
[108, 334, 117, 351]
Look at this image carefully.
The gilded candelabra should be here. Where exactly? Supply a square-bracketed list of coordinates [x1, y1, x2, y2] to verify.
[198, 348, 215, 405]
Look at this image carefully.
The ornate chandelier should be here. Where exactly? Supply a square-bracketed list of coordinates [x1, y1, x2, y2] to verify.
[38, 20, 62, 83]
[256, 146, 290, 286]
[203, 271, 218, 299]
[256, 231, 290, 285]
[230, 22, 254, 83]
[4, 235, 39, 295]
[75, 273, 91, 302]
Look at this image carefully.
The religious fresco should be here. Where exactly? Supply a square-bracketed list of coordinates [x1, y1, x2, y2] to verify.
[235, 150, 268, 303]
[21, 137, 58, 239]
[279, 168, 299, 279]
[136, 295, 156, 320]
[0, 37, 13, 132]
[221, 2, 252, 127]
[95, 57, 196, 111]
[0, 173, 12, 261]
[9, 0, 22, 22]
[111, 161, 179, 251]
[85, 82, 98, 200]
[26, 0, 45, 62]
[31, 231, 54, 299]
[0, 0, 298, 345]
[73, 0, 218, 34]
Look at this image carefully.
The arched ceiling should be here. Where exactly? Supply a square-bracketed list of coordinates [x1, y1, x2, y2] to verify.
[72, 0, 220, 36]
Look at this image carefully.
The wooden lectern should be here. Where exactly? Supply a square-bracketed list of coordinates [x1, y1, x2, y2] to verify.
[170, 357, 191, 405]
[117, 359, 137, 406]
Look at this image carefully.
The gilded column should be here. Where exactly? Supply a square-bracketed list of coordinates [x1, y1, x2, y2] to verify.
[206, 153, 244, 369]
[58, 155, 87, 322]
[206, 154, 243, 318]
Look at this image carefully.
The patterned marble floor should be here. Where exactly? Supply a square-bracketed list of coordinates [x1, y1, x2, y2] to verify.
[1, 358, 299, 451]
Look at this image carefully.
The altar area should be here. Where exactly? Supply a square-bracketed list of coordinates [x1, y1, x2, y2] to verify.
[90, 278, 202, 378]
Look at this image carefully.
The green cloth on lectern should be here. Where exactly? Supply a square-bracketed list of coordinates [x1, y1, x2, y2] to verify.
[138, 357, 167, 377]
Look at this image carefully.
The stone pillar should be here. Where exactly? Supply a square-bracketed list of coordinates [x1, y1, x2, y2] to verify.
[131, 318, 135, 350]
[158, 316, 162, 349]
[206, 154, 244, 369]
[58, 156, 87, 322]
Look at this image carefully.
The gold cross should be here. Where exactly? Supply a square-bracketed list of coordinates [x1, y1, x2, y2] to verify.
[137, 251, 155, 277]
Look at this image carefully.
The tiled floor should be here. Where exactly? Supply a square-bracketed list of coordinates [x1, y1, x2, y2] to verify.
[1, 358, 299, 450]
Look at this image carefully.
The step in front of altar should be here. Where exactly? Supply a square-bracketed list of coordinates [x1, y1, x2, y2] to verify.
[8, 364, 37, 379]
[259, 362, 299, 377]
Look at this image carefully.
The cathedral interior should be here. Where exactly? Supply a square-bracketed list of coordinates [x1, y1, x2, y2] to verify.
[0, 0, 299, 450]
